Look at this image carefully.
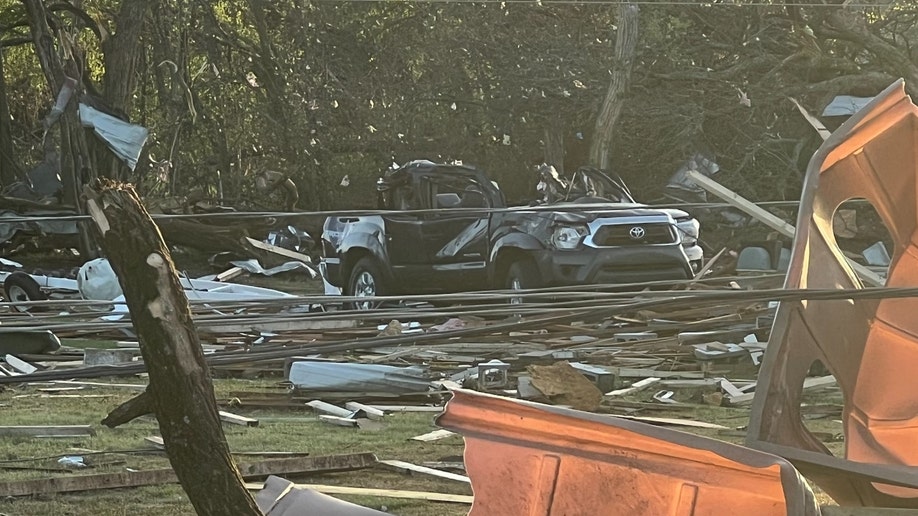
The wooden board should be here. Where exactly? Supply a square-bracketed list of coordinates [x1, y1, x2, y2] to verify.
[244, 482, 473, 504]
[318, 415, 358, 427]
[685, 169, 884, 286]
[244, 237, 312, 264]
[306, 400, 354, 418]
[218, 410, 259, 427]
[4, 355, 37, 375]
[0, 425, 95, 437]
[0, 453, 376, 497]
[379, 459, 471, 484]
[609, 415, 729, 430]
[345, 402, 386, 420]
[410, 429, 456, 442]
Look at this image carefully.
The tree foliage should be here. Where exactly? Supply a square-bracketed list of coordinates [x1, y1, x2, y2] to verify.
[1, 0, 916, 210]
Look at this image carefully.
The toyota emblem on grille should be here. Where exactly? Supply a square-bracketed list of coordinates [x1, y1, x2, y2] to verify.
[629, 226, 646, 240]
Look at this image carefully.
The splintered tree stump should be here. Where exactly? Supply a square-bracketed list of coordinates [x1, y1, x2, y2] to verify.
[84, 181, 261, 516]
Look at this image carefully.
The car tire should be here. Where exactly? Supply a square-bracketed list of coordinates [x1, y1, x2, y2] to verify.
[346, 257, 387, 310]
[504, 260, 541, 304]
[4, 272, 47, 312]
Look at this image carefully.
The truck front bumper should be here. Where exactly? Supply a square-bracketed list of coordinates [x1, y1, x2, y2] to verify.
[529, 246, 693, 286]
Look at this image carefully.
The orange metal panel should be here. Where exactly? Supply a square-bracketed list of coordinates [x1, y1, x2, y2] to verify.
[438, 389, 817, 516]
[748, 79, 918, 506]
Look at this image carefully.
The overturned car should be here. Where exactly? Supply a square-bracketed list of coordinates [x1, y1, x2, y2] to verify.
[321, 161, 702, 307]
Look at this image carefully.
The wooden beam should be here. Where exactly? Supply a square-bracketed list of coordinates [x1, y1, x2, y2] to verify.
[685, 170, 884, 287]
[378, 459, 471, 484]
[0, 453, 376, 497]
[317, 415, 358, 427]
[244, 482, 473, 504]
[344, 402, 385, 420]
[219, 411, 259, 427]
[410, 429, 456, 442]
[686, 170, 796, 237]
[306, 400, 353, 418]
[244, 237, 312, 264]
[0, 425, 95, 437]
[4, 355, 37, 374]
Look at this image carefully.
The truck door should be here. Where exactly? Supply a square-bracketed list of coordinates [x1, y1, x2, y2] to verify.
[420, 175, 490, 291]
[384, 184, 434, 288]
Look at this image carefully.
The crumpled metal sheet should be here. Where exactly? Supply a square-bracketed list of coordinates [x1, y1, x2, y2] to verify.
[78, 103, 148, 171]
[438, 389, 818, 516]
[257, 475, 386, 516]
[286, 360, 432, 394]
[747, 79, 918, 506]
[0, 210, 78, 244]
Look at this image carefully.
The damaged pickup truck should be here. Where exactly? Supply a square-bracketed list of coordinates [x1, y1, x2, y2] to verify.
[321, 160, 702, 308]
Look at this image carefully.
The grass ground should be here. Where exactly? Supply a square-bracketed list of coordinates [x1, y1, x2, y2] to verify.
[0, 374, 470, 516]
[0, 336, 846, 515]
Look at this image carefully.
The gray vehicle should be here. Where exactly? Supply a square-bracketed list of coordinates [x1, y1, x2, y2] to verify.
[321, 161, 702, 308]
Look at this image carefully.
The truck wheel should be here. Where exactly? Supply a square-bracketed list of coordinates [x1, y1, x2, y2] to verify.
[346, 257, 387, 310]
[4, 272, 47, 312]
[504, 260, 541, 305]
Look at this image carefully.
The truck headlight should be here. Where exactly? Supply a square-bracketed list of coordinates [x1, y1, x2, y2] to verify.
[550, 225, 588, 250]
[675, 218, 700, 245]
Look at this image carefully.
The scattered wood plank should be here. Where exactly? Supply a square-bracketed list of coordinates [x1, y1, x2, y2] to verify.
[215, 266, 244, 282]
[0, 426, 95, 437]
[4, 355, 37, 374]
[344, 402, 385, 420]
[422, 461, 465, 471]
[610, 415, 729, 430]
[317, 415, 358, 427]
[605, 377, 661, 397]
[790, 97, 833, 141]
[719, 378, 745, 398]
[306, 400, 354, 418]
[0, 453, 376, 497]
[369, 405, 444, 413]
[50, 380, 146, 390]
[219, 411, 259, 427]
[378, 459, 471, 484]
[244, 482, 473, 504]
[686, 169, 883, 286]
[728, 375, 836, 405]
[244, 237, 312, 264]
[410, 429, 456, 442]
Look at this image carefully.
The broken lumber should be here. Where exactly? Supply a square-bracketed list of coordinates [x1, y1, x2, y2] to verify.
[244, 237, 312, 264]
[685, 170, 883, 286]
[345, 402, 385, 420]
[0, 453, 377, 497]
[244, 482, 474, 504]
[317, 415, 358, 427]
[609, 415, 729, 430]
[728, 375, 836, 405]
[411, 429, 456, 442]
[605, 377, 661, 397]
[4, 355, 37, 374]
[378, 459, 471, 484]
[0, 425, 95, 437]
[306, 400, 353, 418]
[219, 411, 259, 427]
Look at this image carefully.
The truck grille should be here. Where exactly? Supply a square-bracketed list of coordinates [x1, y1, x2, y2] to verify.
[592, 223, 676, 246]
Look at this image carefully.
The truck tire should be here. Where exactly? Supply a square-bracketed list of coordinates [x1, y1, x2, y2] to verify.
[504, 260, 541, 304]
[4, 272, 47, 312]
[346, 257, 387, 310]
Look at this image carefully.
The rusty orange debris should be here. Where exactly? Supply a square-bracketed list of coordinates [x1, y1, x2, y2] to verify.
[748, 79, 918, 507]
[438, 389, 818, 515]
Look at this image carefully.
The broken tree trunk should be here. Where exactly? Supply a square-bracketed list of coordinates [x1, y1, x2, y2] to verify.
[84, 180, 260, 516]
[589, 3, 639, 170]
